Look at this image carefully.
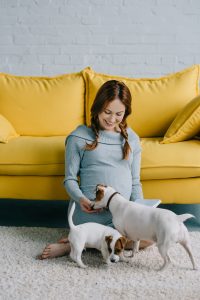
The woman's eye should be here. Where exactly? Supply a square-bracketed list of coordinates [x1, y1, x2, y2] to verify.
[104, 111, 123, 116]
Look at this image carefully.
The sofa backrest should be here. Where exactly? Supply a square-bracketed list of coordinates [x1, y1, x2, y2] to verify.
[83, 65, 199, 137]
[0, 66, 199, 138]
[0, 72, 85, 136]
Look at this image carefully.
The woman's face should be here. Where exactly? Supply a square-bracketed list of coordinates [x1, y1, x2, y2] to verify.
[98, 98, 126, 131]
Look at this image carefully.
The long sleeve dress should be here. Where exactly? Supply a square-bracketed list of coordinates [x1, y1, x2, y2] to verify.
[63, 125, 143, 227]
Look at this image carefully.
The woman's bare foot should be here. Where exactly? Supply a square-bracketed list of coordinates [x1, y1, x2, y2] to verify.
[125, 240, 154, 250]
[139, 240, 154, 249]
[37, 239, 70, 260]
[58, 237, 69, 244]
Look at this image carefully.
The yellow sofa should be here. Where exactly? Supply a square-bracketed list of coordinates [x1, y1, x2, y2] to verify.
[0, 65, 200, 204]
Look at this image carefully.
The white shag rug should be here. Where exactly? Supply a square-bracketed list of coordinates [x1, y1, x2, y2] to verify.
[0, 227, 200, 300]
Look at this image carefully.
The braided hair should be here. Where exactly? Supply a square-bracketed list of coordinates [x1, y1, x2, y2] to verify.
[85, 80, 132, 160]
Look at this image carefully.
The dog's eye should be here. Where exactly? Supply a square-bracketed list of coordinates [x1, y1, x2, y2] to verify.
[114, 249, 121, 255]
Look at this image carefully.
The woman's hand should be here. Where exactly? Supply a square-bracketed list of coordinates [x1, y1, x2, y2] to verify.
[79, 197, 102, 213]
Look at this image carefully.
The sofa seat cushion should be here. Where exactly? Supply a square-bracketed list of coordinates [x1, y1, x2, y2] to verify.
[0, 136, 65, 175]
[141, 138, 200, 180]
[1, 136, 199, 180]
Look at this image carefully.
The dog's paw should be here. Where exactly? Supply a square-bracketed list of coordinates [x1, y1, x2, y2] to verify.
[123, 251, 135, 258]
[120, 255, 130, 263]
[79, 264, 87, 268]
[121, 258, 130, 263]
[105, 260, 111, 265]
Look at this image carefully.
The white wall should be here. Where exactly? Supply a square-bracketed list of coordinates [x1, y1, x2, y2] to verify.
[0, 0, 200, 77]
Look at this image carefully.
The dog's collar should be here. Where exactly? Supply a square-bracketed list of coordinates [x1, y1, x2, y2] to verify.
[106, 192, 120, 210]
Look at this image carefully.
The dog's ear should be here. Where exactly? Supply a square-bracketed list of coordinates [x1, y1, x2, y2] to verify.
[105, 235, 113, 243]
[96, 185, 105, 201]
[105, 235, 113, 253]
[115, 236, 127, 250]
[114, 237, 127, 255]
[119, 236, 127, 249]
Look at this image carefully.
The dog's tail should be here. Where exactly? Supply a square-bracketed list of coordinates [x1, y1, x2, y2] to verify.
[177, 213, 195, 223]
[68, 202, 76, 229]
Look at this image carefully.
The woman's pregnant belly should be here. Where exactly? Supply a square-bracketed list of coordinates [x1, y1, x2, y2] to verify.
[80, 166, 132, 200]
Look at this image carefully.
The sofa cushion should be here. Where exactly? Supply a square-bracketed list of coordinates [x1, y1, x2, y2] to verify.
[0, 175, 67, 200]
[0, 114, 19, 143]
[0, 136, 65, 175]
[1, 136, 199, 181]
[141, 138, 200, 180]
[142, 178, 200, 204]
[0, 72, 85, 136]
[161, 94, 200, 144]
[83, 65, 199, 137]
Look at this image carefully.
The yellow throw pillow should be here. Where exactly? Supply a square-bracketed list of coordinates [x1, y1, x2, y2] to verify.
[82, 65, 199, 137]
[0, 71, 85, 136]
[0, 114, 19, 143]
[161, 95, 200, 144]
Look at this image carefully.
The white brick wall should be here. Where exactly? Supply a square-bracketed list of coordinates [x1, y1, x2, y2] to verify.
[0, 0, 200, 77]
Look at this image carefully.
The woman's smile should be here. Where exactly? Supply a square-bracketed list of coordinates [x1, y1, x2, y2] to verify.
[104, 120, 115, 127]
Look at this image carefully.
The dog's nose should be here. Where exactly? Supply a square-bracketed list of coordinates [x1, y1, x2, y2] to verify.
[110, 258, 116, 263]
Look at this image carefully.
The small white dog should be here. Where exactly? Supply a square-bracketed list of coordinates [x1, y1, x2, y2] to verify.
[68, 202, 127, 268]
[93, 184, 197, 271]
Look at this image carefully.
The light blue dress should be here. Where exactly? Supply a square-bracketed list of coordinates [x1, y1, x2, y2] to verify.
[64, 125, 143, 227]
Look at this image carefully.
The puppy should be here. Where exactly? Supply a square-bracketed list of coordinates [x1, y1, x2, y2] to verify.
[93, 184, 197, 271]
[68, 202, 127, 268]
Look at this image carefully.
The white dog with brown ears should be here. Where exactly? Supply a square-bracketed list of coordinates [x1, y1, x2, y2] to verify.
[68, 202, 127, 268]
[92, 184, 197, 271]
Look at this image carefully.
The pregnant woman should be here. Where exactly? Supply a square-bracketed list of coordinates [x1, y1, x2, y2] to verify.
[39, 79, 153, 259]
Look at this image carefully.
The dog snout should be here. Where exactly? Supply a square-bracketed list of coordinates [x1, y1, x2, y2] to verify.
[110, 255, 119, 263]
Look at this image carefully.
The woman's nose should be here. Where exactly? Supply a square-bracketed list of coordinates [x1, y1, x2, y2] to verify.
[108, 114, 116, 122]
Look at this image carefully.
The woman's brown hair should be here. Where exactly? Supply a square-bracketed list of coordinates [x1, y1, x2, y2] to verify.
[85, 80, 132, 160]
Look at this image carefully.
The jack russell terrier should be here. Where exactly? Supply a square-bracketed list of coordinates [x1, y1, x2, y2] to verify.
[68, 202, 127, 268]
[92, 184, 197, 271]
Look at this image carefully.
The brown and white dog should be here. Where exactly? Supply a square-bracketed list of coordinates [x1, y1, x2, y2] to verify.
[93, 184, 197, 271]
[68, 202, 127, 268]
